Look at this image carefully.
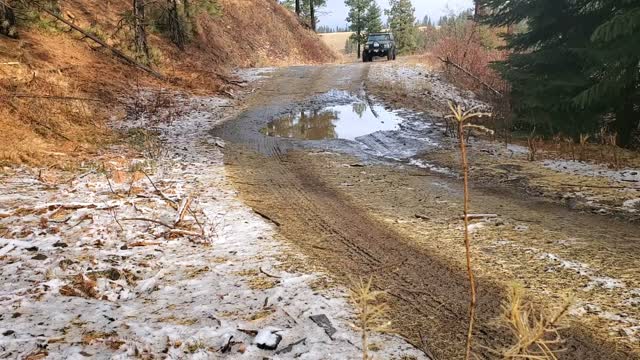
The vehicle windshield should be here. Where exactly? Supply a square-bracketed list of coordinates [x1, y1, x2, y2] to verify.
[368, 34, 390, 42]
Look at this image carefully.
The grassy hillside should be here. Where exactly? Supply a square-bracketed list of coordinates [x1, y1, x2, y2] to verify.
[0, 0, 335, 166]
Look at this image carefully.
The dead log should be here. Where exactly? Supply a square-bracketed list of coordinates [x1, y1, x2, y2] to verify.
[438, 56, 502, 97]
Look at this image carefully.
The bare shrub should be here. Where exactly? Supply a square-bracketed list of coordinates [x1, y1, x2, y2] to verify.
[125, 88, 187, 126]
[433, 22, 509, 96]
[527, 136, 542, 161]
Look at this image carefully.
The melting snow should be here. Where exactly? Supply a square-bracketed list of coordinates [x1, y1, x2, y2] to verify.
[543, 160, 640, 184]
[0, 74, 427, 359]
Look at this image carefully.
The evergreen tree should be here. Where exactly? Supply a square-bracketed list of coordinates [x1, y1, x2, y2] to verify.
[422, 15, 434, 27]
[365, 2, 383, 34]
[578, 0, 640, 146]
[481, 0, 639, 144]
[386, 0, 418, 54]
[283, 0, 327, 30]
[345, 0, 373, 58]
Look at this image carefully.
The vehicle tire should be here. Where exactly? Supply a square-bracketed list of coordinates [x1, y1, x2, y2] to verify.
[393, 51, 397, 60]
[387, 52, 392, 61]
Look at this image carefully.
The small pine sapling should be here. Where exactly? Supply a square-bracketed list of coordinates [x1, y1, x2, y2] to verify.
[446, 102, 492, 360]
[349, 277, 391, 360]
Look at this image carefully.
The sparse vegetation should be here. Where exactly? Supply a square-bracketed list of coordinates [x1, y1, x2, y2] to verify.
[349, 277, 391, 360]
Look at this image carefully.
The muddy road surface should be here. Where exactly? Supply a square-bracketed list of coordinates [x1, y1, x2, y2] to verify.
[213, 63, 640, 359]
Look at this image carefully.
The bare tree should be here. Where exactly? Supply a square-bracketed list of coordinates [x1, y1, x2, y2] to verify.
[295, 0, 300, 15]
[133, 0, 150, 62]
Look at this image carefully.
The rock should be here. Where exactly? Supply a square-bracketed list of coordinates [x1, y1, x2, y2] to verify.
[32, 254, 48, 261]
[309, 314, 337, 340]
[255, 328, 282, 350]
[25, 246, 38, 252]
[53, 242, 68, 248]
[514, 225, 529, 232]
[275, 338, 306, 355]
[2, 330, 14, 336]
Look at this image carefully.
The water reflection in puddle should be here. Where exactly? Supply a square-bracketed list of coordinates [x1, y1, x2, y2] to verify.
[262, 102, 402, 140]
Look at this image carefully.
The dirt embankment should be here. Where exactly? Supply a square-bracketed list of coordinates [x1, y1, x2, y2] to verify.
[0, 0, 334, 167]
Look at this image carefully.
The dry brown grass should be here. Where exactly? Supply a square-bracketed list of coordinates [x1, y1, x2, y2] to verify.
[319, 31, 358, 63]
[0, 50, 113, 166]
[496, 285, 572, 360]
[197, 0, 336, 67]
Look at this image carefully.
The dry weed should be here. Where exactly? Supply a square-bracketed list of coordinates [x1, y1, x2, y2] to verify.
[446, 102, 491, 360]
[496, 285, 572, 359]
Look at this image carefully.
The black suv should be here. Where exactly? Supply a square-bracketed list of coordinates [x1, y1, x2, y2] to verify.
[362, 32, 396, 62]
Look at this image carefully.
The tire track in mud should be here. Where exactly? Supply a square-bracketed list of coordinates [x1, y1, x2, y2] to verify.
[226, 146, 637, 360]
[218, 64, 638, 359]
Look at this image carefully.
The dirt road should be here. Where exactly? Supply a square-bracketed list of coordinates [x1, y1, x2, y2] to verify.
[214, 63, 640, 359]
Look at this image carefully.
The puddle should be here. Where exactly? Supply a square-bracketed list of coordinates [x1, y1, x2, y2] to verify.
[262, 102, 402, 140]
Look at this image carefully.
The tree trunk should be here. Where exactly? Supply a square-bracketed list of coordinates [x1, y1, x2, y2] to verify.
[614, 94, 639, 148]
[357, 41, 361, 59]
[309, 0, 315, 31]
[295, 0, 300, 16]
[133, 0, 150, 63]
[183, 0, 191, 20]
[0, 1, 17, 38]
[167, 0, 186, 50]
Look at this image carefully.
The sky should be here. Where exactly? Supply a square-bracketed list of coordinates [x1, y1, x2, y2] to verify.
[319, 0, 473, 28]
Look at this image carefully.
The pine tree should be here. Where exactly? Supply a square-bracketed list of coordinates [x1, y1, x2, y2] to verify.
[345, 0, 373, 59]
[422, 15, 434, 27]
[283, 0, 327, 30]
[480, 0, 639, 144]
[365, 2, 383, 34]
[386, 0, 418, 54]
[578, 0, 640, 146]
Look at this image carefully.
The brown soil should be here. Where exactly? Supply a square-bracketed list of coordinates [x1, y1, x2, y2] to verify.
[221, 63, 640, 359]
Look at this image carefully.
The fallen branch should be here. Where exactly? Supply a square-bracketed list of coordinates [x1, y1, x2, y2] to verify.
[174, 196, 192, 226]
[37, 5, 163, 79]
[121, 217, 174, 229]
[259, 267, 282, 279]
[438, 56, 502, 97]
[142, 171, 178, 208]
[253, 209, 280, 227]
[167, 229, 205, 238]
[462, 214, 498, 220]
